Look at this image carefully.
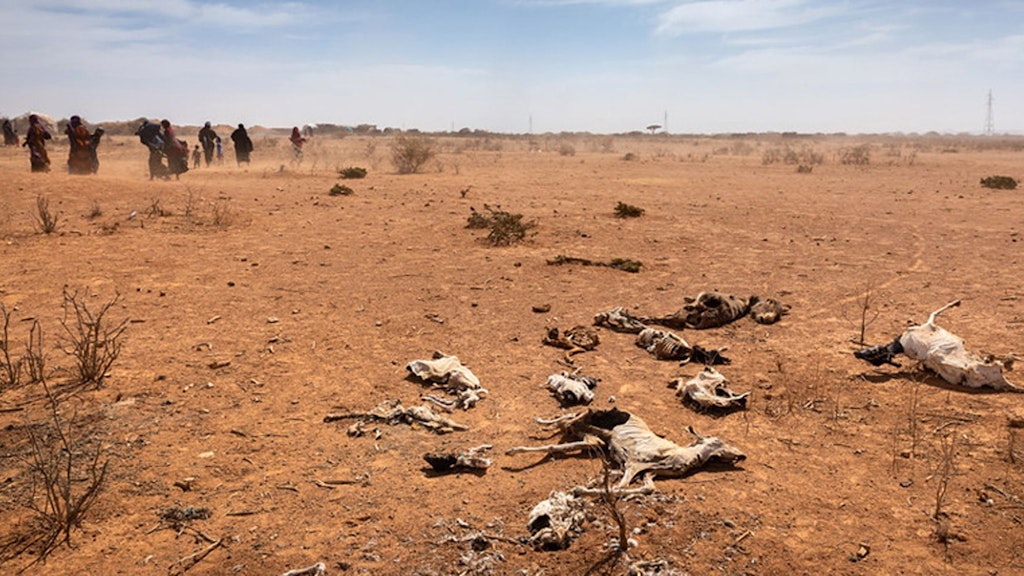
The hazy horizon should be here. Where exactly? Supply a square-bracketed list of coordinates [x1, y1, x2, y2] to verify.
[2, 1, 1022, 135]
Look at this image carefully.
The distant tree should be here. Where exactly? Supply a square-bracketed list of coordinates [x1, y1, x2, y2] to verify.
[646, 124, 661, 135]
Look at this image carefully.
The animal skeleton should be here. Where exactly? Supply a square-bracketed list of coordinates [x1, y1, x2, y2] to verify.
[546, 371, 599, 406]
[671, 367, 750, 410]
[543, 325, 600, 358]
[423, 444, 494, 472]
[750, 297, 790, 325]
[507, 408, 745, 489]
[324, 399, 469, 434]
[636, 328, 730, 365]
[645, 291, 752, 330]
[593, 307, 648, 333]
[526, 490, 588, 551]
[855, 300, 1020, 391]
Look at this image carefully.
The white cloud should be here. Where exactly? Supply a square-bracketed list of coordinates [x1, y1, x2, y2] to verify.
[655, 0, 842, 35]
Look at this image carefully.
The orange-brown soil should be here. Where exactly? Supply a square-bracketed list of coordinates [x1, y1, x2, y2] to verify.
[1, 132, 1023, 575]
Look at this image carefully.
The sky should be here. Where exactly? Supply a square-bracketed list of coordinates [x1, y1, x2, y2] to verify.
[1, 0, 1022, 134]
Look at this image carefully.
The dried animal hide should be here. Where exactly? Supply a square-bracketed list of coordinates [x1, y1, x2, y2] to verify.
[406, 352, 488, 409]
[324, 399, 469, 433]
[671, 367, 750, 410]
[750, 297, 790, 325]
[424, 444, 494, 472]
[507, 408, 745, 488]
[646, 291, 752, 330]
[543, 325, 600, 352]
[593, 307, 648, 333]
[636, 328, 730, 365]
[856, 300, 1020, 391]
[527, 491, 588, 551]
[546, 372, 599, 406]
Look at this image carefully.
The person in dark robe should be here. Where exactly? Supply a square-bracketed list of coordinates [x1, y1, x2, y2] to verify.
[197, 121, 220, 167]
[65, 115, 103, 174]
[22, 114, 52, 172]
[2, 118, 17, 146]
[136, 120, 167, 180]
[160, 119, 189, 179]
[230, 123, 253, 166]
[289, 126, 306, 163]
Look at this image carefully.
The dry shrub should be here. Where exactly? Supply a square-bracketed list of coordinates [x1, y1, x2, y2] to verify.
[34, 196, 59, 234]
[86, 201, 102, 220]
[338, 166, 368, 179]
[558, 143, 576, 157]
[980, 175, 1017, 190]
[614, 202, 645, 218]
[0, 303, 22, 389]
[329, 184, 354, 196]
[840, 145, 871, 166]
[466, 204, 536, 246]
[59, 288, 128, 388]
[621, 152, 638, 161]
[390, 135, 436, 174]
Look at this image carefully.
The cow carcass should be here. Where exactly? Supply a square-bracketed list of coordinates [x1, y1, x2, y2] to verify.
[406, 352, 488, 409]
[546, 371, 599, 406]
[324, 399, 469, 434]
[506, 408, 745, 489]
[645, 292, 753, 330]
[855, 300, 1020, 391]
[526, 490, 588, 550]
[593, 307, 648, 334]
[636, 327, 730, 365]
[671, 367, 749, 411]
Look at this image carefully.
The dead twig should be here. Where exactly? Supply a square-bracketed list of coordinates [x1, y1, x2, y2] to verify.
[168, 538, 222, 575]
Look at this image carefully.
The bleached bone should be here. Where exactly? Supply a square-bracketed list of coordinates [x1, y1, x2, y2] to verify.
[424, 444, 494, 472]
[571, 473, 656, 497]
[636, 328, 730, 365]
[406, 352, 488, 409]
[856, 300, 1020, 391]
[546, 372, 598, 406]
[324, 399, 469, 433]
[507, 408, 745, 489]
[645, 291, 752, 330]
[280, 563, 326, 576]
[527, 491, 588, 551]
[750, 297, 790, 325]
[671, 367, 750, 410]
[593, 307, 648, 334]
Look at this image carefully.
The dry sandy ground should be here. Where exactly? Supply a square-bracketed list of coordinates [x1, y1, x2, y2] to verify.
[1, 131, 1023, 576]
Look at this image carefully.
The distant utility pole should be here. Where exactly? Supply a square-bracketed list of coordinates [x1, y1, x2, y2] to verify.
[985, 90, 994, 135]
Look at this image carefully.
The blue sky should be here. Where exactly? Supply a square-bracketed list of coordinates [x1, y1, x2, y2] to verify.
[1, 0, 1022, 133]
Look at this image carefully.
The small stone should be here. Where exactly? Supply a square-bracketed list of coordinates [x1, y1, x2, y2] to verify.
[267, 316, 279, 324]
[532, 304, 551, 313]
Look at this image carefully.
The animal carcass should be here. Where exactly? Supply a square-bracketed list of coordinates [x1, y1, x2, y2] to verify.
[645, 291, 752, 330]
[542, 325, 600, 357]
[526, 491, 588, 551]
[750, 297, 790, 325]
[546, 372, 599, 406]
[593, 307, 648, 333]
[406, 352, 488, 409]
[507, 408, 745, 489]
[855, 300, 1020, 391]
[671, 367, 749, 411]
[636, 328, 730, 365]
[423, 444, 494, 472]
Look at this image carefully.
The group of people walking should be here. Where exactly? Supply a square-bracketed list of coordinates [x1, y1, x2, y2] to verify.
[9, 115, 289, 178]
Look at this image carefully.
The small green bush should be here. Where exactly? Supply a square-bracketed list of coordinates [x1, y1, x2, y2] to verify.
[467, 204, 536, 246]
[980, 175, 1017, 190]
[608, 258, 642, 273]
[796, 164, 813, 174]
[338, 166, 368, 179]
[329, 184, 354, 196]
[614, 202, 645, 218]
[465, 207, 491, 229]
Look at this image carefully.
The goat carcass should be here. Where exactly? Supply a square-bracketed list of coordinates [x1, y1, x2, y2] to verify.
[527, 491, 588, 551]
[645, 291, 752, 330]
[323, 399, 469, 434]
[593, 307, 648, 333]
[542, 325, 600, 357]
[546, 372, 599, 406]
[406, 352, 488, 409]
[636, 328, 730, 365]
[671, 367, 749, 410]
[507, 408, 745, 489]
[855, 300, 1020, 391]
